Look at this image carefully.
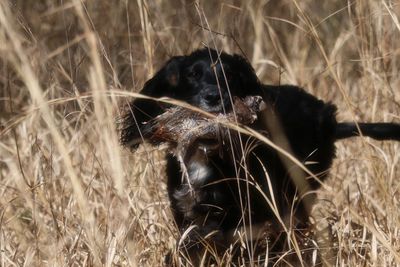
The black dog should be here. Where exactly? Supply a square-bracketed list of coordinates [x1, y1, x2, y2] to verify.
[120, 48, 400, 263]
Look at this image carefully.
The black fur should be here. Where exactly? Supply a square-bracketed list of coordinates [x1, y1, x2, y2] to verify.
[119, 48, 400, 263]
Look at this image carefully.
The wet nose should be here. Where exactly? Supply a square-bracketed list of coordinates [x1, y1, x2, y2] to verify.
[204, 89, 221, 105]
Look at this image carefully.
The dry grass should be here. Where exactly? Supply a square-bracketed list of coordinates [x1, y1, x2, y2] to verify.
[0, 0, 400, 266]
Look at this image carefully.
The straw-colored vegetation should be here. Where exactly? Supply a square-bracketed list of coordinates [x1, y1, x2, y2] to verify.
[1, 0, 399, 266]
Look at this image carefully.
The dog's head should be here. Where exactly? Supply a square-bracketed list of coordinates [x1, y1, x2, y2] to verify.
[120, 48, 261, 147]
[159, 49, 260, 112]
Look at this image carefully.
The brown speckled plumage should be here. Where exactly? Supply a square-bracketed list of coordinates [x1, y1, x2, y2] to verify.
[141, 95, 265, 160]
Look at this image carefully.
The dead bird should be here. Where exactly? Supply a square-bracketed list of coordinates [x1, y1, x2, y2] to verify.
[140, 95, 265, 164]
[118, 95, 264, 174]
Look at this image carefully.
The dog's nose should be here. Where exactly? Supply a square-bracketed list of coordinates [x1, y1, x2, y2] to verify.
[204, 90, 221, 105]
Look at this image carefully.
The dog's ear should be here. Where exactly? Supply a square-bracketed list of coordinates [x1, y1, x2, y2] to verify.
[141, 56, 183, 97]
[119, 56, 183, 149]
[164, 56, 182, 88]
[232, 54, 260, 95]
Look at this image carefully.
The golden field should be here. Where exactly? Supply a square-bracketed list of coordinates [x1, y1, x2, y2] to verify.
[0, 0, 399, 266]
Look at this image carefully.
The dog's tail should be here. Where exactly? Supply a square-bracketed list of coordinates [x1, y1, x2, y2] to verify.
[336, 122, 400, 141]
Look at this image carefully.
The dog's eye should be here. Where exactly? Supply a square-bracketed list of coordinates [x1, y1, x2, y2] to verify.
[187, 70, 201, 79]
